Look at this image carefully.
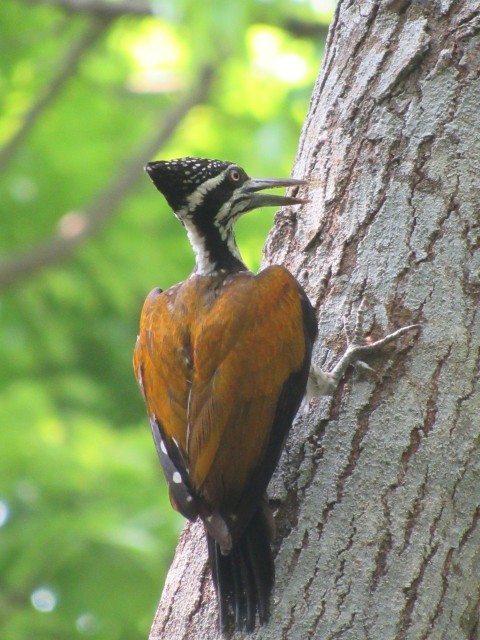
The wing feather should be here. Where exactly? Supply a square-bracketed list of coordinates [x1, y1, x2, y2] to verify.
[187, 266, 316, 513]
[133, 285, 197, 519]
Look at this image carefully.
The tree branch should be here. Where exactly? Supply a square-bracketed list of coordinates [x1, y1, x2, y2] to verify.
[24, 0, 330, 40]
[0, 16, 110, 172]
[281, 17, 329, 40]
[25, 0, 154, 16]
[0, 65, 216, 290]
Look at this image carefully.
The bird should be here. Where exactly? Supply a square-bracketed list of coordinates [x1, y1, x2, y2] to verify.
[133, 157, 420, 633]
[133, 156, 317, 632]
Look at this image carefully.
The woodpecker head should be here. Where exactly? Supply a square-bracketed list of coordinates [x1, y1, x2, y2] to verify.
[145, 157, 307, 225]
[145, 157, 307, 274]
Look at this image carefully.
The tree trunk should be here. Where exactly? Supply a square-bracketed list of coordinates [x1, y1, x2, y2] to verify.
[149, 2, 480, 638]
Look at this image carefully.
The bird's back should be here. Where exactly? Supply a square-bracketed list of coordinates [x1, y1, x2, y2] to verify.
[134, 265, 316, 546]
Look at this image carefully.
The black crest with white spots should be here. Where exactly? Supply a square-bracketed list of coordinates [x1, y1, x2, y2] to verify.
[145, 157, 233, 213]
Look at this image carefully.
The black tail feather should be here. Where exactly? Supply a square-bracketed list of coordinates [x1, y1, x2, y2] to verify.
[206, 507, 275, 633]
[208, 536, 230, 631]
[237, 543, 255, 631]
[246, 533, 270, 626]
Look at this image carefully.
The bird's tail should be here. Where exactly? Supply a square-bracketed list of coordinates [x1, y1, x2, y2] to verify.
[206, 505, 275, 633]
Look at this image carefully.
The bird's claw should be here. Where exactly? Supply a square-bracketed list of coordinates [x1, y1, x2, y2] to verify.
[307, 301, 421, 399]
[343, 297, 368, 347]
[351, 359, 376, 378]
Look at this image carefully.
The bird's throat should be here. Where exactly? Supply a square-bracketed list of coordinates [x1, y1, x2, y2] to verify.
[184, 220, 246, 276]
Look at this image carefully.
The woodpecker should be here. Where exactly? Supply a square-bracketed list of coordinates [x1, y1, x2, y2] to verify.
[133, 157, 314, 631]
[133, 157, 419, 633]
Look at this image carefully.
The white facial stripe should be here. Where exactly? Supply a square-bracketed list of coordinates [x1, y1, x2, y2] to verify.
[215, 200, 231, 225]
[214, 191, 246, 224]
[227, 234, 241, 260]
[185, 168, 229, 214]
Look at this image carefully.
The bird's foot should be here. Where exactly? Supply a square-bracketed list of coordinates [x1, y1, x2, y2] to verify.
[306, 300, 420, 401]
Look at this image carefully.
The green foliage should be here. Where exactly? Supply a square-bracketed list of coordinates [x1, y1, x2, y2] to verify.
[0, 0, 330, 637]
[0, 386, 182, 639]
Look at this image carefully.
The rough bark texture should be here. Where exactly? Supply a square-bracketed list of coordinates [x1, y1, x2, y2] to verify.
[149, 1, 480, 638]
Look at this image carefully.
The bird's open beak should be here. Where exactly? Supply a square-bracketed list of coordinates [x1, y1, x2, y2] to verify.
[241, 177, 309, 210]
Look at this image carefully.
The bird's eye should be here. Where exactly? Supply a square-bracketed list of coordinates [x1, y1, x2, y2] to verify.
[228, 168, 242, 183]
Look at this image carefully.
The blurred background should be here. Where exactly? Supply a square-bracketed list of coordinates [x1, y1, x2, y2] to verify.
[0, 1, 331, 638]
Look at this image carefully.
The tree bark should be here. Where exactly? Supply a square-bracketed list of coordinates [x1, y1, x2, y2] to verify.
[149, 1, 480, 638]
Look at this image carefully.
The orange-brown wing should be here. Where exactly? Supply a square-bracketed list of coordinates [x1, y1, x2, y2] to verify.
[187, 265, 317, 535]
[133, 285, 198, 520]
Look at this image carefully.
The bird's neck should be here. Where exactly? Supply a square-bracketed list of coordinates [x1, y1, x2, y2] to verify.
[184, 220, 247, 276]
